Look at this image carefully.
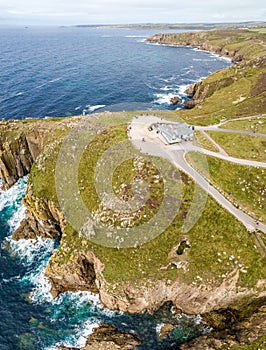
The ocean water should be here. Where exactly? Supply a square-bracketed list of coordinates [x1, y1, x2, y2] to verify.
[0, 26, 231, 119]
[0, 26, 231, 349]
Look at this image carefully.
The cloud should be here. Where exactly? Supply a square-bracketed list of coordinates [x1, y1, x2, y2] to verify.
[0, 0, 265, 25]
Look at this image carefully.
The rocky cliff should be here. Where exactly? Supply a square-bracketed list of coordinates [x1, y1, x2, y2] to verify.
[180, 304, 266, 349]
[147, 30, 266, 114]
[147, 31, 245, 62]
[12, 191, 64, 240]
[57, 323, 141, 350]
[0, 122, 44, 189]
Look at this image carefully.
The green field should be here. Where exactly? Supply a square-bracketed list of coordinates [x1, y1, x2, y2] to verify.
[27, 116, 265, 291]
[186, 152, 266, 222]
[206, 131, 266, 162]
[221, 117, 266, 133]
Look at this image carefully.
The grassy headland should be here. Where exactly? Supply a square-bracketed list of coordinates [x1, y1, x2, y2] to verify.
[24, 113, 266, 292]
[148, 29, 266, 126]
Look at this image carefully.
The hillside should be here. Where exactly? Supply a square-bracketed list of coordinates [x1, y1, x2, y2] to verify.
[1, 29, 266, 349]
[148, 29, 266, 125]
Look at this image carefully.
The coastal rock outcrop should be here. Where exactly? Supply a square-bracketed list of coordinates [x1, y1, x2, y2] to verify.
[0, 127, 44, 189]
[180, 304, 266, 350]
[46, 249, 104, 297]
[147, 31, 249, 110]
[147, 32, 244, 63]
[12, 193, 63, 240]
[170, 96, 180, 105]
[182, 76, 235, 109]
[57, 323, 141, 350]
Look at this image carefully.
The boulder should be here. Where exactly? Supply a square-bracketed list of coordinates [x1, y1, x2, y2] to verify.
[57, 323, 141, 350]
[170, 96, 180, 105]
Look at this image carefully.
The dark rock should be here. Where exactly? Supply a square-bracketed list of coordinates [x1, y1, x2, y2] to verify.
[180, 305, 266, 350]
[170, 96, 180, 105]
[46, 250, 102, 298]
[158, 323, 175, 338]
[57, 323, 141, 350]
[183, 100, 199, 109]
[0, 131, 44, 190]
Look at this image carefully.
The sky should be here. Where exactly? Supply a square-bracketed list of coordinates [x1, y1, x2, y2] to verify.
[0, 0, 265, 26]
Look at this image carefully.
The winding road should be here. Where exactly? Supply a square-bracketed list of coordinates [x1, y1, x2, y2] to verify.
[129, 115, 266, 237]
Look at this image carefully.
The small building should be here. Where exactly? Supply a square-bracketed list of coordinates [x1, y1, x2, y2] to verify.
[151, 122, 194, 144]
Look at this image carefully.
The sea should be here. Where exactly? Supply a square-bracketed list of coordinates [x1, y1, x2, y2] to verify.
[0, 26, 231, 349]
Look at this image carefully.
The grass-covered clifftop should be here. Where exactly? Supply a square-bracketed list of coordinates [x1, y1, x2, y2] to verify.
[3, 111, 263, 318]
[1, 29, 266, 347]
[148, 29, 266, 125]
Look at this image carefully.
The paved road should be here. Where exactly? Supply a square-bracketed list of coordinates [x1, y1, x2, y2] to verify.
[197, 125, 266, 138]
[129, 115, 266, 235]
[214, 114, 266, 128]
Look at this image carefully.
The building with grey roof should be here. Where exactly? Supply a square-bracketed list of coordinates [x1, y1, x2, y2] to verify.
[151, 122, 194, 144]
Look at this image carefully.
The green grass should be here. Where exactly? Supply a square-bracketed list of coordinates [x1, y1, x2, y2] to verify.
[29, 128, 71, 203]
[248, 27, 266, 34]
[230, 335, 266, 350]
[23, 113, 265, 291]
[186, 152, 266, 222]
[42, 116, 265, 290]
[160, 29, 266, 126]
[206, 131, 266, 162]
[221, 117, 266, 133]
[52, 190, 265, 291]
[194, 130, 219, 152]
[182, 66, 265, 126]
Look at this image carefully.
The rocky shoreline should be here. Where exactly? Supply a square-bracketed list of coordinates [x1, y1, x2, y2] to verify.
[147, 31, 243, 111]
[57, 323, 141, 350]
[1, 115, 265, 349]
[147, 32, 244, 62]
[1, 29, 266, 349]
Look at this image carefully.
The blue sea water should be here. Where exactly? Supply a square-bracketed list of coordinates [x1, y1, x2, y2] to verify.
[0, 26, 231, 119]
[0, 26, 231, 349]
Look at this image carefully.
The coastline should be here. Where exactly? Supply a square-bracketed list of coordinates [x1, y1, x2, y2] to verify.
[1, 28, 266, 349]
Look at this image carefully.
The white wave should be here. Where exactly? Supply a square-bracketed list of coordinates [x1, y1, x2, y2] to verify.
[160, 76, 176, 83]
[7, 204, 26, 232]
[153, 93, 178, 105]
[52, 290, 100, 308]
[75, 105, 82, 110]
[36, 77, 62, 89]
[160, 86, 172, 91]
[178, 84, 190, 96]
[28, 263, 55, 303]
[88, 105, 106, 112]
[156, 322, 165, 335]
[45, 320, 100, 350]
[193, 58, 213, 62]
[192, 47, 205, 52]
[7, 237, 54, 265]
[125, 35, 147, 38]
[74, 320, 100, 348]
[0, 176, 27, 212]
[49, 77, 62, 83]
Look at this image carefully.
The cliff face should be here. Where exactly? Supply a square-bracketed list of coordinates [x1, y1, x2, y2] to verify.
[182, 77, 235, 108]
[148, 30, 266, 115]
[0, 117, 78, 190]
[44, 225, 266, 316]
[180, 304, 266, 350]
[0, 128, 44, 189]
[147, 32, 244, 62]
[12, 192, 64, 240]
